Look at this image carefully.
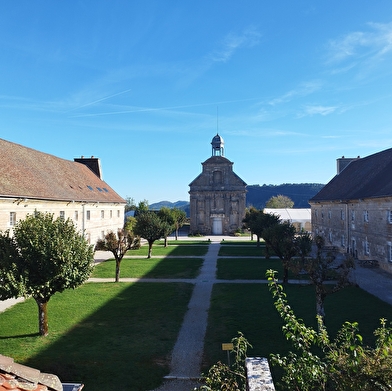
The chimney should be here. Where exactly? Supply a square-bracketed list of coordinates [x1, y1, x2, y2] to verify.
[336, 156, 360, 174]
[74, 156, 103, 179]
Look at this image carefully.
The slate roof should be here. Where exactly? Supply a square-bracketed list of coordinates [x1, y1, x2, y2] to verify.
[310, 147, 392, 202]
[0, 139, 125, 204]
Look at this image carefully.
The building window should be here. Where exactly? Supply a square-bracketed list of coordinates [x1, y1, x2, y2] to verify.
[86, 210, 91, 220]
[388, 242, 392, 263]
[364, 210, 369, 222]
[364, 239, 370, 255]
[101, 210, 105, 219]
[9, 212, 16, 226]
[110, 210, 113, 218]
[328, 210, 332, 219]
[321, 211, 324, 219]
[213, 170, 222, 184]
[74, 211, 78, 221]
[60, 211, 65, 220]
[101, 231, 105, 239]
[341, 209, 345, 220]
[328, 231, 332, 243]
[388, 211, 392, 224]
[341, 234, 345, 247]
[117, 210, 120, 218]
[351, 210, 355, 221]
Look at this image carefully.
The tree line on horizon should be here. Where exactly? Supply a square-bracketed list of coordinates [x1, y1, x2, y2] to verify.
[147, 183, 325, 216]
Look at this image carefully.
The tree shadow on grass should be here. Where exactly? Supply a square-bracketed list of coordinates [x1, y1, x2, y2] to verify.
[9, 282, 193, 391]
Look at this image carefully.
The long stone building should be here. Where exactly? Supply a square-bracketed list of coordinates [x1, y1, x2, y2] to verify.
[189, 134, 247, 235]
[310, 149, 392, 274]
[0, 138, 126, 244]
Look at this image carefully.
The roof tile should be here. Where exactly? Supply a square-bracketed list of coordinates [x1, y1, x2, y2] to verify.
[0, 139, 125, 204]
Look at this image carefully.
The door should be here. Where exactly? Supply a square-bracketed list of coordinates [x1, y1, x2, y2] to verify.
[212, 217, 223, 235]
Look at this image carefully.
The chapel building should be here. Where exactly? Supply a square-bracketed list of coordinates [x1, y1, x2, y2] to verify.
[189, 134, 247, 235]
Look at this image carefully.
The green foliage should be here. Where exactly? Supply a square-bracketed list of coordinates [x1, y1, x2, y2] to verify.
[2, 212, 94, 336]
[134, 211, 166, 258]
[0, 232, 25, 299]
[242, 207, 280, 247]
[196, 332, 252, 391]
[265, 194, 295, 208]
[13, 212, 94, 300]
[267, 269, 392, 391]
[263, 221, 298, 283]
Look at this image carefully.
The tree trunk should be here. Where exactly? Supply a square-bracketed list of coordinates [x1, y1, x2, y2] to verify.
[283, 265, 289, 284]
[147, 241, 153, 258]
[115, 260, 121, 282]
[35, 297, 49, 336]
[164, 236, 168, 247]
[256, 235, 260, 248]
[175, 227, 179, 240]
[316, 287, 326, 325]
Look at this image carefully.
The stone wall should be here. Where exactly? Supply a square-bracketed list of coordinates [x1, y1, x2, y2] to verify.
[246, 357, 275, 391]
[0, 198, 125, 245]
[311, 197, 392, 273]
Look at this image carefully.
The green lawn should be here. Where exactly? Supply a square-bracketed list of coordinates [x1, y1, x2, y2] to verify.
[127, 242, 209, 257]
[203, 284, 392, 384]
[0, 282, 193, 391]
[216, 258, 305, 280]
[92, 257, 204, 279]
[2, 241, 392, 391]
[217, 257, 283, 279]
[218, 245, 266, 257]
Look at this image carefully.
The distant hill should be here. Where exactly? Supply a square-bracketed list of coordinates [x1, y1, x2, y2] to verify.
[149, 183, 324, 216]
[246, 183, 324, 209]
[149, 200, 190, 216]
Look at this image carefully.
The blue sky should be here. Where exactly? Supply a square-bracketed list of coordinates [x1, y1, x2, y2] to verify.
[2, 1, 392, 204]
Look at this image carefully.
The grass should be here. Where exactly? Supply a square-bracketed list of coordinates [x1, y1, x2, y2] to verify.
[218, 245, 266, 257]
[217, 258, 284, 279]
[127, 241, 209, 257]
[92, 257, 204, 279]
[203, 284, 392, 385]
[2, 241, 392, 390]
[216, 258, 305, 280]
[0, 282, 193, 391]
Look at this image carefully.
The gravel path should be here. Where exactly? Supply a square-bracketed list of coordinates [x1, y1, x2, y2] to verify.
[151, 241, 220, 391]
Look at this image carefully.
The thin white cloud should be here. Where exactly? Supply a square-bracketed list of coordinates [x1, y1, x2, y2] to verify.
[209, 26, 261, 63]
[268, 80, 323, 106]
[326, 21, 392, 67]
[298, 105, 338, 117]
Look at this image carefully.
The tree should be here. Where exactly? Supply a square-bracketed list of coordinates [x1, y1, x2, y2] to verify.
[95, 228, 140, 282]
[157, 207, 175, 247]
[0, 234, 24, 300]
[242, 207, 280, 248]
[125, 196, 136, 212]
[172, 208, 187, 240]
[134, 211, 165, 258]
[292, 235, 354, 324]
[262, 221, 298, 283]
[0, 212, 94, 336]
[265, 194, 294, 208]
[267, 269, 392, 391]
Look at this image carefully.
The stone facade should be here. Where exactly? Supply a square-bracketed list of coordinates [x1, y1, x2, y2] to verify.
[0, 199, 124, 245]
[311, 197, 392, 273]
[189, 135, 246, 235]
[310, 150, 392, 274]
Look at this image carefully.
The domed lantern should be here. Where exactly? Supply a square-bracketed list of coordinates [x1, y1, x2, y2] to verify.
[211, 133, 224, 156]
